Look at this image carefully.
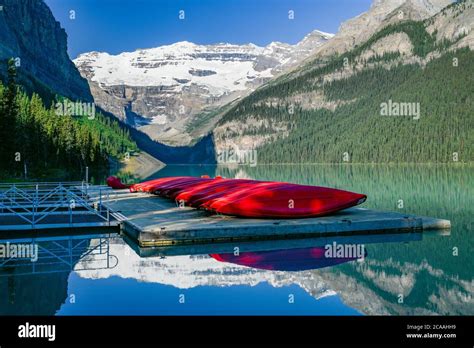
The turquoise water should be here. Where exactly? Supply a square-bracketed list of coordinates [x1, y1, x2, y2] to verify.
[0, 164, 472, 315]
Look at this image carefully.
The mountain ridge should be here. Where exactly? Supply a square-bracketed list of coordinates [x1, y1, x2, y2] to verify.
[314, 0, 453, 58]
[74, 29, 334, 146]
[212, 0, 473, 164]
[0, 0, 92, 102]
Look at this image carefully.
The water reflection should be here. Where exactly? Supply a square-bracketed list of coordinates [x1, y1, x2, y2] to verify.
[210, 246, 366, 272]
[0, 234, 117, 275]
[0, 164, 472, 315]
[137, 163, 473, 315]
[1, 227, 472, 315]
[0, 233, 118, 315]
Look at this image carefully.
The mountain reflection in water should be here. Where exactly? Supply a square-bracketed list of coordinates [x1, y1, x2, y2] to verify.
[210, 246, 366, 272]
[1, 164, 472, 315]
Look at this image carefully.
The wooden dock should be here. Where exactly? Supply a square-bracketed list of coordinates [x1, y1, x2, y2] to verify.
[102, 189, 451, 247]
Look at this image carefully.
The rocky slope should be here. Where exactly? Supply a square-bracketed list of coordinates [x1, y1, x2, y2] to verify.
[0, 0, 92, 101]
[314, 0, 453, 58]
[74, 31, 333, 146]
[426, 0, 474, 49]
[213, 0, 474, 164]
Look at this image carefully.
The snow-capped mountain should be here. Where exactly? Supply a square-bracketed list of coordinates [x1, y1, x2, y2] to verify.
[74, 30, 333, 145]
[74, 237, 473, 315]
[74, 239, 339, 300]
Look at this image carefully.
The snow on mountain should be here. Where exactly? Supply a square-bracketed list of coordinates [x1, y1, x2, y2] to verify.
[74, 30, 333, 145]
[76, 42, 272, 93]
[74, 240, 337, 301]
[74, 237, 472, 315]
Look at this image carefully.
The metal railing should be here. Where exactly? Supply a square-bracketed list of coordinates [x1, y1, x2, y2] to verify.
[0, 182, 122, 229]
[0, 233, 119, 276]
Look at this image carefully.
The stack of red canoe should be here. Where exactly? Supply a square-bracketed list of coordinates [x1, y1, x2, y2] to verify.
[106, 176, 366, 219]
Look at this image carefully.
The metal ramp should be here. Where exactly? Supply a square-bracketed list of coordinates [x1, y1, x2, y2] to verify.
[0, 182, 124, 230]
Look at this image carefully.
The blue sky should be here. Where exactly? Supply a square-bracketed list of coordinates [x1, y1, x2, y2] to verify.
[45, 0, 372, 58]
[58, 274, 361, 315]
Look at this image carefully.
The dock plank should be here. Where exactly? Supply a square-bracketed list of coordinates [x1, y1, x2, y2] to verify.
[103, 189, 451, 247]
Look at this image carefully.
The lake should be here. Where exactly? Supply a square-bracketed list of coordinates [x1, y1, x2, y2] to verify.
[0, 164, 472, 315]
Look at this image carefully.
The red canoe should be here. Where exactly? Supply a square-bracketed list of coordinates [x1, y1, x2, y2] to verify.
[200, 182, 284, 210]
[158, 177, 213, 197]
[106, 176, 131, 190]
[131, 177, 189, 192]
[106, 176, 201, 193]
[205, 183, 367, 218]
[107, 176, 367, 218]
[139, 177, 196, 193]
[171, 177, 228, 201]
[180, 179, 258, 207]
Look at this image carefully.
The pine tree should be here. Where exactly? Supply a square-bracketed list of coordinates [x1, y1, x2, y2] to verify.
[0, 59, 19, 171]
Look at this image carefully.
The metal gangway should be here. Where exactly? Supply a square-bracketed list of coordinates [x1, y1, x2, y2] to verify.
[0, 182, 125, 230]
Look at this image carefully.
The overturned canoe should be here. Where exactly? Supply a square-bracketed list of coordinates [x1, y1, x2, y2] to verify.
[131, 177, 187, 192]
[180, 179, 258, 207]
[135, 177, 196, 193]
[205, 183, 367, 218]
[106, 176, 131, 190]
[158, 177, 213, 197]
[171, 178, 225, 200]
[106, 176, 367, 218]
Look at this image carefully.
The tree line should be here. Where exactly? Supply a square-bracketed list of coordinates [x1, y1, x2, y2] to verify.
[216, 14, 474, 164]
[0, 59, 137, 179]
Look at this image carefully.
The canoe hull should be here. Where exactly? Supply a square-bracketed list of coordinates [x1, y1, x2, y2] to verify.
[107, 176, 367, 219]
[206, 184, 367, 218]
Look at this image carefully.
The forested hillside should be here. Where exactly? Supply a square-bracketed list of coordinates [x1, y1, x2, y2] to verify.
[0, 59, 137, 179]
[214, 1, 474, 163]
[255, 49, 473, 163]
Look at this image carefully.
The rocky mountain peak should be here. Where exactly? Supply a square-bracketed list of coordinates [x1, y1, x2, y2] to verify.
[295, 30, 335, 53]
[74, 29, 333, 145]
[0, 0, 92, 101]
[315, 0, 453, 57]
